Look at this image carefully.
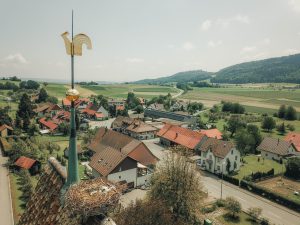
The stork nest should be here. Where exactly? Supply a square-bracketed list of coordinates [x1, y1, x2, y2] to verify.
[65, 178, 122, 217]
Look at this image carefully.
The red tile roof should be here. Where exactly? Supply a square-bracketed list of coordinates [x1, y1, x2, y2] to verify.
[95, 112, 105, 118]
[15, 156, 36, 169]
[62, 98, 71, 106]
[157, 124, 206, 150]
[39, 118, 58, 131]
[82, 108, 97, 116]
[199, 129, 222, 140]
[284, 132, 300, 152]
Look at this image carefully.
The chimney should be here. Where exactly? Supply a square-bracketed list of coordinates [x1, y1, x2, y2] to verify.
[277, 138, 280, 145]
[175, 132, 178, 139]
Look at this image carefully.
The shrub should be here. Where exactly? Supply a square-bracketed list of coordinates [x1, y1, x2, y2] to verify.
[219, 174, 240, 186]
[215, 199, 226, 207]
[225, 197, 241, 218]
[260, 217, 269, 225]
[247, 207, 262, 221]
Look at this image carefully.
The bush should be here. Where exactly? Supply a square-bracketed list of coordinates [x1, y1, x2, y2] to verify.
[247, 207, 262, 221]
[201, 204, 217, 213]
[215, 199, 226, 207]
[260, 217, 269, 225]
[225, 197, 241, 218]
[285, 158, 300, 180]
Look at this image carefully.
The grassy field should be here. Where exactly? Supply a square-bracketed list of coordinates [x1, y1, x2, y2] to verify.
[233, 155, 284, 181]
[82, 84, 179, 99]
[217, 212, 259, 225]
[181, 86, 300, 113]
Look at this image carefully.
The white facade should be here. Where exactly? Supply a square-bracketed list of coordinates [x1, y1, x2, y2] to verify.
[199, 148, 240, 175]
[261, 146, 298, 161]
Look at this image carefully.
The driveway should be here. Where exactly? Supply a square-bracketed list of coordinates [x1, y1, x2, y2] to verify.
[0, 151, 14, 225]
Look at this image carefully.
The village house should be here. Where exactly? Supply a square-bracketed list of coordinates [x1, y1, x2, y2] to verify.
[199, 128, 223, 140]
[284, 132, 300, 152]
[88, 127, 158, 187]
[81, 108, 106, 121]
[38, 118, 58, 134]
[170, 100, 188, 112]
[97, 106, 109, 118]
[257, 137, 298, 161]
[111, 116, 134, 133]
[34, 103, 62, 117]
[14, 156, 41, 175]
[157, 124, 206, 150]
[126, 120, 158, 140]
[148, 103, 165, 111]
[108, 98, 125, 108]
[0, 124, 13, 137]
[197, 138, 240, 175]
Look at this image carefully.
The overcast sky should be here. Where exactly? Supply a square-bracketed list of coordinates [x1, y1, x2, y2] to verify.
[1, 0, 300, 82]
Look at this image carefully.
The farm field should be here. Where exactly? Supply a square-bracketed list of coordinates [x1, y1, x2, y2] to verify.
[256, 177, 300, 204]
[180, 87, 300, 112]
[81, 84, 179, 99]
[233, 155, 284, 181]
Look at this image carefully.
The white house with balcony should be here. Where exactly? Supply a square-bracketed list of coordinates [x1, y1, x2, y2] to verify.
[197, 137, 240, 175]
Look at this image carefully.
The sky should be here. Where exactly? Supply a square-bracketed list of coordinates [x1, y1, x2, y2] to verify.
[1, 0, 300, 82]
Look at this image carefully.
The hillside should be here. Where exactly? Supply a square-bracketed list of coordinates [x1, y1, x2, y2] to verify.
[211, 54, 300, 84]
[133, 70, 212, 84]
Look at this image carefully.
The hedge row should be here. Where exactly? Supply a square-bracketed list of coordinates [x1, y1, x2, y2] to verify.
[244, 168, 275, 182]
[218, 174, 240, 186]
[240, 180, 300, 212]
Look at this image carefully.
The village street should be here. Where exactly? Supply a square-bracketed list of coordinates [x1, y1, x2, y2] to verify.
[120, 139, 300, 225]
[0, 150, 14, 225]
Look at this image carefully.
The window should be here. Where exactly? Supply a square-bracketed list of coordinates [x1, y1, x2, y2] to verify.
[231, 150, 233, 155]
[235, 156, 238, 160]
[217, 166, 220, 170]
[119, 176, 121, 179]
[119, 167, 122, 172]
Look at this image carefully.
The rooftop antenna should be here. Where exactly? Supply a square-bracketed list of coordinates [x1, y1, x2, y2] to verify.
[61, 10, 92, 190]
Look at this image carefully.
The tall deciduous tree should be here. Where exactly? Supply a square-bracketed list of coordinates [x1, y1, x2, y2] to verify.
[37, 88, 48, 102]
[285, 106, 297, 121]
[226, 115, 246, 137]
[261, 116, 276, 132]
[149, 153, 204, 223]
[278, 105, 286, 118]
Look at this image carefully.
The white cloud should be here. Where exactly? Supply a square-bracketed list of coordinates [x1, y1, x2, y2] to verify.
[289, 0, 300, 12]
[2, 53, 28, 65]
[216, 14, 250, 29]
[201, 20, 212, 31]
[262, 38, 271, 45]
[241, 46, 257, 53]
[126, 58, 144, 63]
[285, 48, 299, 55]
[182, 42, 195, 51]
[208, 40, 223, 48]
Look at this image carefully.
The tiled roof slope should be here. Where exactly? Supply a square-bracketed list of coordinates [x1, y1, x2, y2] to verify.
[157, 124, 206, 149]
[257, 137, 295, 156]
[284, 132, 300, 152]
[18, 157, 117, 225]
[14, 156, 36, 169]
[199, 129, 222, 140]
[199, 138, 235, 158]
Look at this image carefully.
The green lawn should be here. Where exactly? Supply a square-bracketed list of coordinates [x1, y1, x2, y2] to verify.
[233, 155, 285, 181]
[44, 83, 68, 100]
[217, 212, 259, 225]
[10, 173, 24, 221]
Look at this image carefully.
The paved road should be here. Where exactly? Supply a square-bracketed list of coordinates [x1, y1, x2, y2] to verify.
[202, 172, 300, 225]
[0, 151, 14, 225]
[143, 139, 300, 225]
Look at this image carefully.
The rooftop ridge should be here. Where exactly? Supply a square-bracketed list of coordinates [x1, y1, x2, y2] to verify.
[48, 156, 67, 180]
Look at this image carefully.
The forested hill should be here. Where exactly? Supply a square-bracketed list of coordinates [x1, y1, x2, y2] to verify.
[211, 54, 300, 84]
[133, 70, 212, 84]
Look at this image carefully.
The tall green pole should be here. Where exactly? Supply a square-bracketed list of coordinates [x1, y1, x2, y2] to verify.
[66, 10, 79, 187]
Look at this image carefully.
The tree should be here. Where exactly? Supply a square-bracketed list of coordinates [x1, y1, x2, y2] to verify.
[225, 197, 241, 218]
[37, 88, 48, 102]
[187, 102, 203, 115]
[285, 158, 300, 179]
[97, 95, 108, 109]
[278, 105, 286, 118]
[18, 170, 33, 206]
[28, 124, 38, 136]
[15, 114, 22, 128]
[261, 116, 276, 132]
[276, 122, 286, 135]
[0, 108, 12, 126]
[135, 105, 144, 114]
[19, 80, 40, 90]
[43, 82, 48, 87]
[22, 114, 31, 131]
[126, 92, 140, 109]
[208, 113, 218, 123]
[285, 106, 297, 120]
[17, 93, 34, 119]
[226, 115, 246, 137]
[47, 96, 58, 104]
[247, 207, 262, 222]
[114, 200, 183, 225]
[58, 122, 70, 135]
[235, 124, 262, 155]
[149, 153, 204, 223]
[226, 158, 231, 174]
